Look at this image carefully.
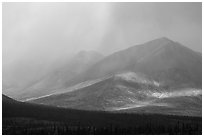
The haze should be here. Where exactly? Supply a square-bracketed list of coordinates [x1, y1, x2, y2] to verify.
[3, 2, 202, 88]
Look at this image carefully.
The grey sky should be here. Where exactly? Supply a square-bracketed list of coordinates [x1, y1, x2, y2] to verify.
[3, 2, 202, 87]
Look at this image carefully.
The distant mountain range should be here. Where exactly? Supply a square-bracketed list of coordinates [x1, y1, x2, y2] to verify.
[3, 37, 202, 116]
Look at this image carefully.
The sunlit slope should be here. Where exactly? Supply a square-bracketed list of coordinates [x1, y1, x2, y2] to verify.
[30, 72, 201, 116]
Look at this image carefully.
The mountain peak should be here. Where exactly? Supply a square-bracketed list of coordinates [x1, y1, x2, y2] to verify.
[145, 37, 174, 46]
[158, 37, 172, 41]
[155, 37, 174, 42]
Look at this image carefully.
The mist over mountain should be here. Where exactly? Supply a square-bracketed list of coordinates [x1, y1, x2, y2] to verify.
[3, 50, 104, 100]
[4, 37, 201, 101]
[64, 37, 201, 89]
[3, 3, 202, 94]
[24, 37, 202, 117]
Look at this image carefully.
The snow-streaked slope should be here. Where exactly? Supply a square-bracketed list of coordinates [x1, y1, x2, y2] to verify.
[117, 95, 202, 117]
[29, 71, 201, 116]
[115, 72, 160, 86]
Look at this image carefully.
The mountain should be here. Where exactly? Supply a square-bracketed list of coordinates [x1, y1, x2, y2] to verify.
[29, 72, 202, 116]
[6, 50, 104, 100]
[7, 37, 202, 106]
[28, 37, 202, 116]
[64, 37, 202, 90]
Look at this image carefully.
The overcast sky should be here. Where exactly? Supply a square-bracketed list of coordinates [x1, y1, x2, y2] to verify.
[3, 2, 202, 87]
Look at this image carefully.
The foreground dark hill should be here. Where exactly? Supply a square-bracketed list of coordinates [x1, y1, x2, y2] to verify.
[2, 94, 17, 104]
[29, 72, 202, 117]
[2, 95, 202, 135]
[65, 37, 201, 89]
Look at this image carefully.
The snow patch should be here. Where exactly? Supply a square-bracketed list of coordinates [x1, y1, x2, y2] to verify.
[147, 89, 202, 99]
[115, 72, 160, 87]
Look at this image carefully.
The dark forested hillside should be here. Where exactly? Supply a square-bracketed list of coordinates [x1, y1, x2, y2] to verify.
[2, 95, 202, 135]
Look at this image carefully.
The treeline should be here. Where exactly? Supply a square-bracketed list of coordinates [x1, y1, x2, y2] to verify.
[3, 116, 201, 135]
[2, 99, 202, 135]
